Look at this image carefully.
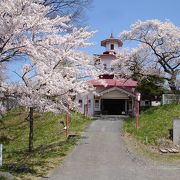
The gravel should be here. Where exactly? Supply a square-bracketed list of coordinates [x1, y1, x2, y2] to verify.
[45, 117, 180, 180]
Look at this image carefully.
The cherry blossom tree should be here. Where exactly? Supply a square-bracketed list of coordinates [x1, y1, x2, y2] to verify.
[119, 20, 180, 92]
[0, 0, 101, 152]
[0, 62, 8, 115]
[112, 45, 162, 81]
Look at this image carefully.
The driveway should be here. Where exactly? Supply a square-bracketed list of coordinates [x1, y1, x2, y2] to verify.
[46, 117, 180, 180]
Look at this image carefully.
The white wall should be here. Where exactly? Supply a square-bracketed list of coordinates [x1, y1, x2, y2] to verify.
[94, 98, 101, 111]
[77, 87, 133, 116]
[151, 101, 161, 106]
[95, 57, 113, 70]
[101, 57, 112, 69]
[106, 42, 119, 52]
[76, 93, 94, 116]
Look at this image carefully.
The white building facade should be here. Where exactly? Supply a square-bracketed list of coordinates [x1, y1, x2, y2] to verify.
[77, 34, 137, 116]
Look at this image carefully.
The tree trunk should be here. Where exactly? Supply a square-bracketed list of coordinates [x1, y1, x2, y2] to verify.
[28, 107, 34, 152]
[169, 73, 177, 93]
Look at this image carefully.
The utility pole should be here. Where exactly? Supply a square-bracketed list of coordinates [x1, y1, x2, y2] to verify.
[0, 144, 2, 166]
[136, 93, 141, 129]
[65, 112, 69, 137]
[86, 95, 88, 116]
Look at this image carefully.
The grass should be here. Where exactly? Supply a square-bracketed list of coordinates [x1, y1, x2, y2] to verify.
[123, 103, 180, 145]
[0, 108, 92, 179]
[0, 177, 9, 180]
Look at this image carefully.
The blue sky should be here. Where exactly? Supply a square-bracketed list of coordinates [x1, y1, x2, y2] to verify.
[7, 0, 180, 81]
[85, 0, 180, 54]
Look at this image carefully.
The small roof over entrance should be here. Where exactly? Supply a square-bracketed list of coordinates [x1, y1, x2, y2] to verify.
[96, 87, 135, 115]
[99, 87, 135, 99]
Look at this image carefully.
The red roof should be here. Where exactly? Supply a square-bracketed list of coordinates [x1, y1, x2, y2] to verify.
[101, 34, 123, 47]
[89, 79, 137, 88]
[100, 54, 116, 59]
[101, 39, 123, 47]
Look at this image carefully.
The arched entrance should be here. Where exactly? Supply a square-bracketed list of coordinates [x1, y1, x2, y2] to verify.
[99, 87, 134, 115]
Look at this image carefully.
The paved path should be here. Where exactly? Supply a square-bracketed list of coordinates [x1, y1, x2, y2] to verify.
[46, 117, 180, 180]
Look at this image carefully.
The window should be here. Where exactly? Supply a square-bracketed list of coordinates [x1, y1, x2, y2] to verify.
[110, 44, 114, 50]
[88, 100, 91, 107]
[145, 101, 150, 106]
[103, 64, 107, 70]
[78, 99, 82, 107]
[95, 99, 99, 108]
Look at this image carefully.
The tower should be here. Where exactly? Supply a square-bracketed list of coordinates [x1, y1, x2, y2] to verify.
[101, 33, 123, 55]
[94, 34, 123, 77]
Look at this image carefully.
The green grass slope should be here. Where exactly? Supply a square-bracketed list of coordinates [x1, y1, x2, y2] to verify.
[123, 103, 180, 145]
[0, 108, 92, 179]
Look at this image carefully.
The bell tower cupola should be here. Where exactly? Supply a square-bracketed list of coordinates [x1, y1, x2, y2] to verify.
[101, 33, 123, 55]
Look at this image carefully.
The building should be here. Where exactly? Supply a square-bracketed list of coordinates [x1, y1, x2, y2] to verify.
[77, 34, 138, 116]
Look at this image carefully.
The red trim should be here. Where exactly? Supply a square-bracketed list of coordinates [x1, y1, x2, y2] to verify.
[136, 100, 139, 129]
[86, 95, 88, 116]
[89, 79, 137, 88]
[100, 54, 116, 59]
[65, 112, 69, 137]
[101, 38, 123, 47]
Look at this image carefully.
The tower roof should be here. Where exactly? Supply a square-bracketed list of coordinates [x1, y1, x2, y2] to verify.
[101, 33, 123, 47]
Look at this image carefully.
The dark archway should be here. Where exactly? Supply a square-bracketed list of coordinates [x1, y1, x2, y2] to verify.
[101, 99, 125, 115]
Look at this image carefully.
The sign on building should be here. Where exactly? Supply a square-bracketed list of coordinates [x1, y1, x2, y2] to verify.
[0, 144, 2, 166]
